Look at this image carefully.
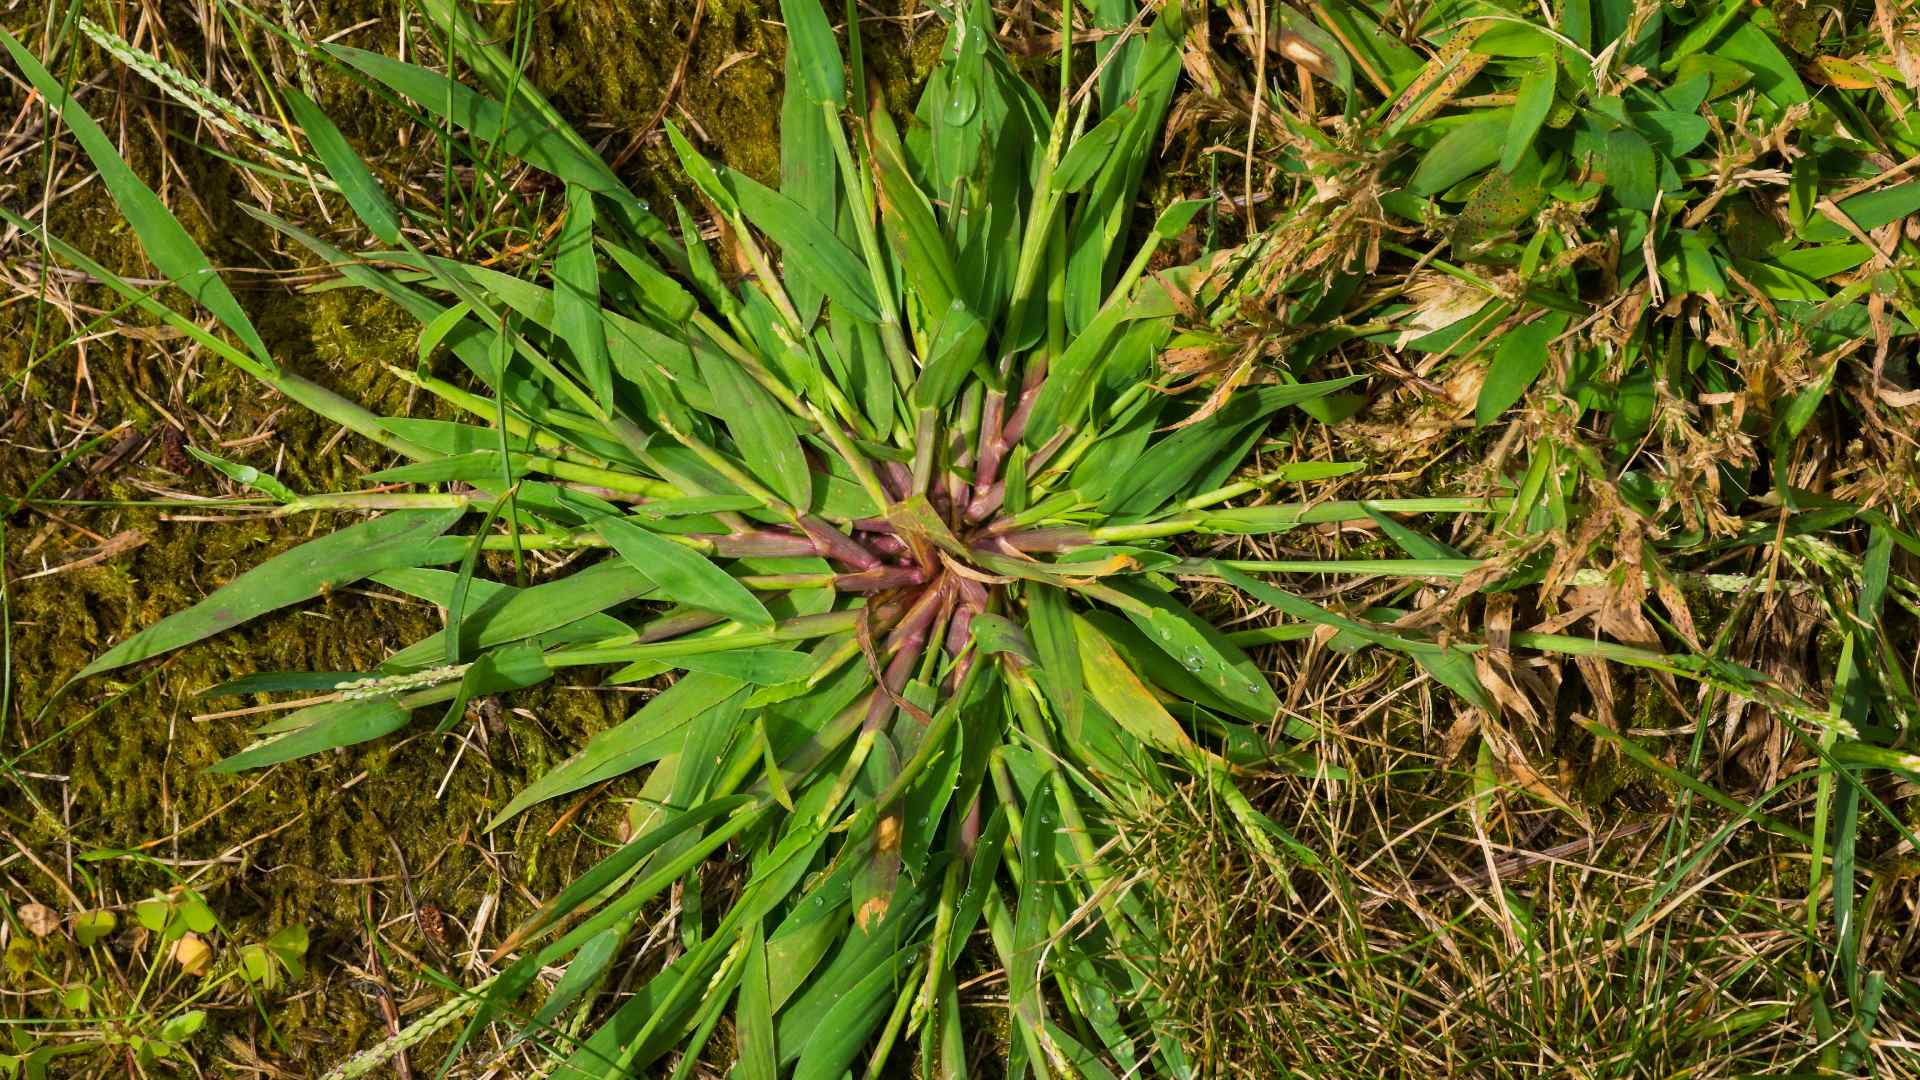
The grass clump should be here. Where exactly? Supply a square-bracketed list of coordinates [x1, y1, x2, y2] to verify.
[8, 1, 1473, 1074]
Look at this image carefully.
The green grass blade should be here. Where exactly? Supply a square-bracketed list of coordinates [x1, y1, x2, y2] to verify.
[779, 0, 845, 107]
[598, 515, 773, 627]
[694, 348, 813, 510]
[80, 508, 468, 678]
[488, 674, 749, 828]
[725, 166, 881, 323]
[1476, 313, 1572, 426]
[1074, 615, 1200, 758]
[209, 696, 410, 773]
[1502, 57, 1556, 174]
[379, 559, 656, 670]
[1, 29, 274, 369]
[555, 186, 615, 411]
[281, 87, 402, 245]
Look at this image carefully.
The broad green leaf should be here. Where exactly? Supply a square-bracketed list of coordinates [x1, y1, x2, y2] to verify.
[1632, 109, 1709, 158]
[1410, 112, 1508, 196]
[209, 695, 410, 773]
[1799, 183, 1920, 244]
[82, 508, 466, 677]
[598, 515, 772, 627]
[779, 0, 844, 106]
[1772, 244, 1871, 280]
[554, 185, 614, 410]
[1503, 58, 1555, 174]
[724, 166, 880, 322]
[1718, 19, 1808, 104]
[2, 30, 273, 367]
[1477, 312, 1572, 426]
[1073, 615, 1199, 757]
[1603, 126, 1656, 211]
[282, 87, 401, 245]
[72, 910, 117, 947]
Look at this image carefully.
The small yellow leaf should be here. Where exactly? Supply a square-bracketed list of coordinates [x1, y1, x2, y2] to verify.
[172, 933, 213, 976]
[1811, 55, 1878, 90]
[1073, 615, 1198, 758]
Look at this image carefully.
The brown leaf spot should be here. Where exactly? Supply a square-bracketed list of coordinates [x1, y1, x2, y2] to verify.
[855, 895, 890, 933]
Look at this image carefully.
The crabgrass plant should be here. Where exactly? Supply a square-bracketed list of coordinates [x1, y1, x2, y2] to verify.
[1, 2, 1470, 1074]
[11, 0, 1914, 1076]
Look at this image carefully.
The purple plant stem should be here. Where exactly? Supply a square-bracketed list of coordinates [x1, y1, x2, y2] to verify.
[1001, 358, 1047, 448]
[633, 608, 727, 643]
[864, 533, 909, 559]
[965, 363, 1048, 523]
[706, 530, 818, 558]
[884, 575, 951, 654]
[880, 461, 914, 502]
[1026, 426, 1072, 474]
[834, 565, 928, 593]
[864, 626, 928, 732]
[967, 425, 1073, 523]
[963, 481, 1004, 525]
[974, 388, 1007, 489]
[940, 578, 986, 694]
[958, 794, 983, 859]
[993, 526, 1092, 553]
[800, 515, 881, 570]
